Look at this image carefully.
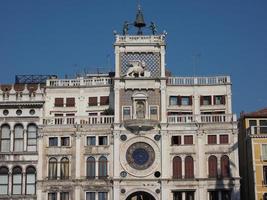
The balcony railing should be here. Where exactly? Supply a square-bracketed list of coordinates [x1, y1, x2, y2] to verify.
[167, 76, 230, 86]
[43, 115, 114, 125]
[46, 77, 112, 87]
[168, 114, 236, 124]
[247, 126, 267, 135]
[115, 35, 165, 43]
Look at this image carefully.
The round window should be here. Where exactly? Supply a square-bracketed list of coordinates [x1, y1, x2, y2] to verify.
[16, 109, 22, 116]
[29, 109, 35, 115]
[3, 110, 9, 116]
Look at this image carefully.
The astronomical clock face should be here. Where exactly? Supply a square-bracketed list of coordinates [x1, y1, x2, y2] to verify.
[126, 142, 155, 170]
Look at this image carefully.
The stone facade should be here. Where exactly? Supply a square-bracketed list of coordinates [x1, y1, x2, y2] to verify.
[0, 21, 240, 200]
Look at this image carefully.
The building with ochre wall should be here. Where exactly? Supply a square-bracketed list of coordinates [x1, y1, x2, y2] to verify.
[239, 108, 267, 200]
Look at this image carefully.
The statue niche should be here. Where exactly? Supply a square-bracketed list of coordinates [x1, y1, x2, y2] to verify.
[125, 60, 150, 78]
[136, 100, 145, 119]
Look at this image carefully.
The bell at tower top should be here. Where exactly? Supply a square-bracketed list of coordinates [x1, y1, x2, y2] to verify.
[117, 3, 160, 36]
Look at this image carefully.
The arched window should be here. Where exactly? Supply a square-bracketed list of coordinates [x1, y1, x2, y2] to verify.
[98, 156, 108, 179]
[26, 166, 36, 194]
[60, 157, 69, 180]
[208, 155, 218, 178]
[12, 166, 22, 195]
[185, 156, 194, 179]
[0, 166, 9, 195]
[14, 124, 24, 152]
[173, 156, 182, 179]
[221, 155, 230, 177]
[87, 156, 96, 179]
[0, 125, 10, 152]
[27, 124, 37, 151]
[48, 158, 57, 180]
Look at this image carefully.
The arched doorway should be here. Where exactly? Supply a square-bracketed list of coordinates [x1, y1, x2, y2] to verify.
[126, 191, 156, 200]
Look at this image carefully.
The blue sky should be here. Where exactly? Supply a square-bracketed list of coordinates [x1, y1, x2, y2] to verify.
[0, 0, 267, 114]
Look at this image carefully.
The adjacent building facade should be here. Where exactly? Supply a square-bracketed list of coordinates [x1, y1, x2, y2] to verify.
[0, 9, 240, 200]
[239, 108, 267, 200]
[0, 82, 44, 200]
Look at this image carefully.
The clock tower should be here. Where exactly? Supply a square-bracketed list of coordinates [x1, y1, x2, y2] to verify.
[112, 5, 168, 200]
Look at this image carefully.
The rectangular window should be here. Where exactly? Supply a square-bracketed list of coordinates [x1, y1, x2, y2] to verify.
[170, 96, 178, 105]
[150, 106, 158, 120]
[48, 192, 57, 200]
[98, 192, 108, 200]
[264, 166, 267, 185]
[60, 192, 69, 200]
[86, 192, 96, 200]
[214, 95, 225, 105]
[100, 96, 109, 106]
[221, 190, 231, 200]
[99, 136, 108, 145]
[262, 145, 267, 161]
[249, 120, 257, 134]
[89, 97, 98, 106]
[184, 135, 193, 145]
[185, 191, 194, 200]
[0, 174, 8, 195]
[173, 192, 182, 200]
[123, 107, 131, 120]
[200, 96, 212, 105]
[49, 137, 58, 147]
[26, 173, 35, 195]
[208, 135, 217, 144]
[66, 97, 75, 107]
[54, 98, 64, 107]
[181, 96, 192, 106]
[209, 191, 219, 200]
[219, 135, 229, 144]
[61, 137, 70, 147]
[260, 120, 267, 134]
[87, 136, 96, 146]
[172, 136, 181, 145]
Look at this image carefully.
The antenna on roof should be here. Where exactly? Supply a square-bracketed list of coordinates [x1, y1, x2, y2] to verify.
[192, 51, 201, 77]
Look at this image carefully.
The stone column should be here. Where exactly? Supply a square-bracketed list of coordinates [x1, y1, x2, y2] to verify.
[23, 129, 27, 151]
[75, 133, 81, 179]
[10, 129, 14, 152]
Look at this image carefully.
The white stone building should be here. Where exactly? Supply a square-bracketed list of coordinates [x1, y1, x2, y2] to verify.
[0, 8, 240, 200]
[0, 82, 45, 200]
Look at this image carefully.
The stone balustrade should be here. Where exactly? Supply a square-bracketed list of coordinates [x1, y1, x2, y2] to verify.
[42, 115, 114, 125]
[46, 77, 113, 87]
[167, 76, 230, 86]
[168, 114, 236, 124]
